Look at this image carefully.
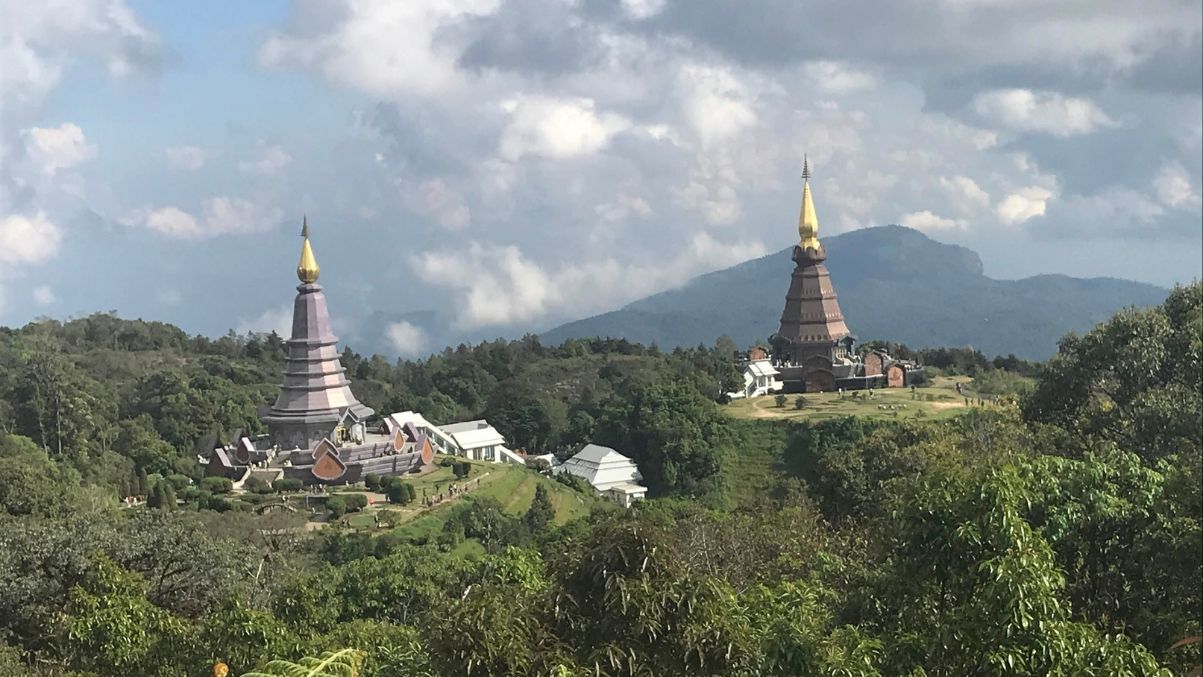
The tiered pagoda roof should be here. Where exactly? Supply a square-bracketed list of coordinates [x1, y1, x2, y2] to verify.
[776, 158, 853, 346]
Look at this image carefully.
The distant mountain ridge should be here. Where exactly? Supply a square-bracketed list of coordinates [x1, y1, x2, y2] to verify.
[540, 226, 1168, 360]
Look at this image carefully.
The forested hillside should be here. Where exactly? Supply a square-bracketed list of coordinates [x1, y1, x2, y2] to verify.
[0, 283, 1198, 676]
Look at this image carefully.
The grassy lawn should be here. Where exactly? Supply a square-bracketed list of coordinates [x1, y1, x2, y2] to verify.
[323, 458, 600, 540]
[723, 375, 976, 423]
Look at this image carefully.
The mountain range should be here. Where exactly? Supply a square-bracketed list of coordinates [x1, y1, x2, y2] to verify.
[538, 226, 1169, 360]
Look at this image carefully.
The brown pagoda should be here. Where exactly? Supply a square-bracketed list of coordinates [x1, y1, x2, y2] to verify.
[769, 159, 861, 392]
[261, 218, 374, 449]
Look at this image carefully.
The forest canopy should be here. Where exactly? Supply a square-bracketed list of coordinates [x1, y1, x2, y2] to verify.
[0, 282, 1198, 675]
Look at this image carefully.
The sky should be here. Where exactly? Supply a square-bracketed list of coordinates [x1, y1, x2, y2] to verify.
[1, 0, 1200, 357]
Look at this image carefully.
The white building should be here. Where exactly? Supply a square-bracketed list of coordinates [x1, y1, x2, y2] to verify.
[727, 359, 782, 399]
[385, 412, 522, 464]
[556, 444, 647, 508]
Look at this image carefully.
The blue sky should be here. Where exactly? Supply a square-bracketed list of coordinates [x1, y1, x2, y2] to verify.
[1, 0, 1200, 356]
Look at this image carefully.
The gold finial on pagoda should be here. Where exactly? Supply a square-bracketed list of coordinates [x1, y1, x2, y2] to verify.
[798, 155, 821, 250]
[297, 215, 320, 283]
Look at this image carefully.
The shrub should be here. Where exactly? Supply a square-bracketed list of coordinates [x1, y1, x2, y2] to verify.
[774, 394, 787, 408]
[364, 473, 381, 491]
[165, 474, 192, 491]
[243, 476, 269, 494]
[177, 487, 202, 502]
[344, 493, 369, 512]
[453, 461, 471, 479]
[326, 495, 347, 518]
[206, 495, 232, 512]
[200, 476, 233, 494]
[385, 481, 411, 505]
[273, 478, 304, 494]
[793, 396, 807, 410]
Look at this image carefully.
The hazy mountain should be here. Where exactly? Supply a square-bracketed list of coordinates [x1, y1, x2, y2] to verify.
[540, 226, 1169, 360]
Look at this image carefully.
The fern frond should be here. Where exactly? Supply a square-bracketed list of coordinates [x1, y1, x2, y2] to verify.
[240, 648, 365, 677]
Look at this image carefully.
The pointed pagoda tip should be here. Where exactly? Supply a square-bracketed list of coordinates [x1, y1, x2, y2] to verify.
[802, 154, 810, 182]
[301, 214, 310, 238]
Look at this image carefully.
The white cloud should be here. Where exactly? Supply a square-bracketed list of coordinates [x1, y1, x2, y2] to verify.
[237, 304, 292, 337]
[0, 0, 160, 111]
[413, 233, 766, 329]
[803, 61, 876, 94]
[996, 186, 1055, 224]
[0, 38, 63, 108]
[23, 123, 96, 175]
[385, 320, 427, 357]
[901, 210, 968, 232]
[939, 175, 990, 212]
[1043, 188, 1166, 238]
[499, 95, 629, 160]
[32, 285, 55, 305]
[165, 145, 208, 171]
[258, 0, 498, 97]
[139, 206, 199, 237]
[1153, 162, 1201, 210]
[680, 64, 758, 145]
[675, 178, 741, 225]
[972, 89, 1115, 137]
[410, 178, 471, 230]
[0, 211, 62, 264]
[620, 0, 666, 20]
[126, 197, 283, 239]
[239, 144, 292, 175]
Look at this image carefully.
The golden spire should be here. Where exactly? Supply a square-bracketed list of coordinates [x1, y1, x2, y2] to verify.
[297, 215, 320, 283]
[798, 155, 821, 250]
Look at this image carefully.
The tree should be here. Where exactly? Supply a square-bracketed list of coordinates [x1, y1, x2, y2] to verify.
[523, 484, 555, 533]
[385, 480, 411, 505]
[774, 394, 787, 408]
[327, 495, 347, 518]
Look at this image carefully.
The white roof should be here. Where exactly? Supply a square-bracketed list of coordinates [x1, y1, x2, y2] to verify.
[387, 410, 434, 432]
[605, 481, 647, 495]
[558, 444, 643, 491]
[449, 426, 506, 450]
[746, 359, 779, 377]
[441, 419, 490, 434]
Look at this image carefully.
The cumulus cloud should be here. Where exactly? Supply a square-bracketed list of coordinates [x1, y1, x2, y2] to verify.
[1039, 188, 1167, 239]
[498, 95, 629, 160]
[0, 211, 62, 264]
[259, 0, 498, 97]
[972, 89, 1116, 137]
[413, 233, 766, 329]
[410, 178, 471, 230]
[239, 144, 292, 175]
[900, 210, 968, 232]
[1153, 162, 1202, 210]
[679, 64, 758, 145]
[165, 145, 209, 171]
[803, 61, 876, 94]
[0, 0, 161, 111]
[385, 320, 427, 356]
[23, 123, 96, 175]
[126, 197, 283, 239]
[32, 285, 55, 305]
[939, 175, 990, 213]
[621, 0, 667, 20]
[996, 186, 1055, 225]
[237, 304, 292, 337]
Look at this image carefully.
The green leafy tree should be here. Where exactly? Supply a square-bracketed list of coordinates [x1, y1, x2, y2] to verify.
[523, 484, 555, 533]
